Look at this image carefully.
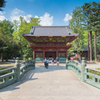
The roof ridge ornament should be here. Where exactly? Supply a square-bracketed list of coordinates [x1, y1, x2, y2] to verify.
[69, 33, 71, 35]
[30, 26, 35, 35]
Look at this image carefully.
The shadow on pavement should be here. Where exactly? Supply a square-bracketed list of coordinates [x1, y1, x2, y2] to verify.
[0, 65, 65, 92]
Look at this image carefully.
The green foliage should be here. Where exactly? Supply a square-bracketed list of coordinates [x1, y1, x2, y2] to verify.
[69, 6, 86, 55]
[0, 69, 12, 76]
[89, 76, 92, 79]
[88, 69, 100, 76]
[12, 16, 40, 60]
[23, 47, 33, 60]
[82, 2, 100, 61]
[0, 0, 6, 11]
[96, 72, 100, 75]
[69, 1, 100, 61]
[19, 57, 23, 60]
[96, 68, 100, 70]
[0, 20, 21, 61]
[0, 20, 13, 44]
[0, 67, 6, 70]
[0, 16, 40, 61]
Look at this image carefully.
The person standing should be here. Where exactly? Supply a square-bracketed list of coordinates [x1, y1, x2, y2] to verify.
[56, 57, 59, 66]
[46, 58, 49, 69]
[44, 58, 47, 68]
[52, 58, 54, 65]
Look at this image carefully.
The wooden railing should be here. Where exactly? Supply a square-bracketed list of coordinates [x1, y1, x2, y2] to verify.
[30, 44, 71, 47]
[66, 58, 100, 88]
[0, 58, 35, 89]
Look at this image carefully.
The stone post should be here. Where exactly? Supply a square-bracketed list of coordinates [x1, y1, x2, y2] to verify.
[28, 58, 30, 65]
[81, 57, 86, 82]
[33, 58, 35, 68]
[15, 57, 20, 82]
[66, 58, 68, 69]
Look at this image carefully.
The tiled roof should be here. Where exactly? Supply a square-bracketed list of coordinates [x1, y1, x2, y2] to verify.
[74, 45, 89, 52]
[83, 45, 89, 51]
[22, 26, 79, 36]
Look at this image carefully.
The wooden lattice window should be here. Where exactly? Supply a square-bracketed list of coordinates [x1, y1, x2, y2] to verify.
[35, 51, 43, 53]
[58, 51, 66, 53]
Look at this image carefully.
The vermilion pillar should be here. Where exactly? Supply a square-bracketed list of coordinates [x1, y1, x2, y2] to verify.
[43, 50, 45, 60]
[66, 50, 68, 58]
[56, 49, 58, 58]
[33, 50, 35, 58]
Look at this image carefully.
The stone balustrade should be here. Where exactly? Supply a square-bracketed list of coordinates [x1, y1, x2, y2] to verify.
[85, 68, 100, 88]
[66, 57, 100, 88]
[0, 58, 35, 89]
[66, 59, 82, 79]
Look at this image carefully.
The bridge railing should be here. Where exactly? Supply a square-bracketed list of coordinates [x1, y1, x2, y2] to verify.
[85, 67, 100, 88]
[66, 59, 83, 81]
[0, 58, 35, 89]
[66, 57, 100, 88]
[20, 60, 35, 79]
[0, 67, 16, 89]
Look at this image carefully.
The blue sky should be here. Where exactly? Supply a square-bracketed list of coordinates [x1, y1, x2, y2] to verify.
[0, 0, 99, 26]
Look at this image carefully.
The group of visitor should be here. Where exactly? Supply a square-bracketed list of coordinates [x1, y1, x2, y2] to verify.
[51, 57, 59, 65]
[44, 57, 59, 69]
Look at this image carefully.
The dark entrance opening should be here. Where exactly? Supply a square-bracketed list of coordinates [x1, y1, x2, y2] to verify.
[45, 52, 56, 59]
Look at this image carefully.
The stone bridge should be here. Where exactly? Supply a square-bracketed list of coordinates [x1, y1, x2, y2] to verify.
[0, 65, 100, 100]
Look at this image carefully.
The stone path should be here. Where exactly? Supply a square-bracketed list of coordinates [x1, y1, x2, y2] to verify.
[0, 65, 100, 100]
[86, 63, 100, 69]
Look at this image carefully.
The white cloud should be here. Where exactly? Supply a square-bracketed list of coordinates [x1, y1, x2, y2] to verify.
[11, 8, 24, 16]
[64, 13, 72, 22]
[0, 16, 6, 21]
[0, 11, 3, 15]
[27, 14, 32, 18]
[0, 11, 6, 21]
[35, 13, 53, 26]
[35, 15, 38, 18]
[10, 8, 32, 22]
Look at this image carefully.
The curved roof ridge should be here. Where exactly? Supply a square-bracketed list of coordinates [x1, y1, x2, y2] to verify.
[34, 26, 67, 28]
[23, 26, 79, 36]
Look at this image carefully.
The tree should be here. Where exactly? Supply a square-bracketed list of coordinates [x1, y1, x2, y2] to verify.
[0, 20, 21, 61]
[69, 1, 100, 62]
[82, 2, 100, 62]
[12, 16, 41, 60]
[82, 2, 93, 61]
[0, 20, 13, 61]
[69, 6, 85, 58]
[91, 2, 100, 62]
[0, 0, 6, 11]
[0, 20, 14, 45]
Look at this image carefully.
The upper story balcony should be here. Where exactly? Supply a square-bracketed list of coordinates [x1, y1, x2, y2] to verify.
[30, 43, 71, 48]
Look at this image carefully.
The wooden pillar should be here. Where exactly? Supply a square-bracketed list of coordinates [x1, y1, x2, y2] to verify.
[43, 50, 45, 60]
[33, 50, 35, 58]
[66, 50, 68, 58]
[56, 49, 58, 58]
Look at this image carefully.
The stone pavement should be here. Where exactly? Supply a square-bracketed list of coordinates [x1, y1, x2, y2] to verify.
[0, 65, 100, 100]
[86, 63, 100, 69]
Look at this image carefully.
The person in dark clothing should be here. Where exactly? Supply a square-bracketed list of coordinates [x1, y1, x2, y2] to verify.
[44, 58, 47, 68]
[56, 57, 59, 66]
[46, 58, 49, 69]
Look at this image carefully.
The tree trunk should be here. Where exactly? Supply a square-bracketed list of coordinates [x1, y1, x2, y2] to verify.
[6, 53, 8, 62]
[94, 30, 97, 62]
[88, 31, 90, 61]
[1, 52, 4, 62]
[90, 31, 92, 61]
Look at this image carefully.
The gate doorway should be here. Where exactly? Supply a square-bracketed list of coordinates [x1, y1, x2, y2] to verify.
[45, 52, 56, 64]
[45, 52, 56, 59]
